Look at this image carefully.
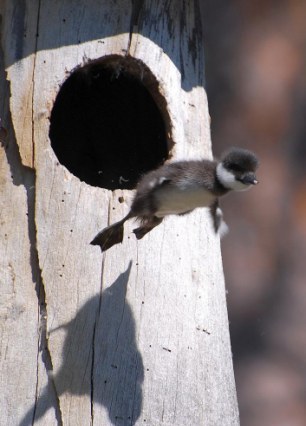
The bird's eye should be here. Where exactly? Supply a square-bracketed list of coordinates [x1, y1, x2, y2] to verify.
[230, 164, 243, 172]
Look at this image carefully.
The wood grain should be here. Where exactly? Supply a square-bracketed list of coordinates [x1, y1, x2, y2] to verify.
[0, 0, 239, 424]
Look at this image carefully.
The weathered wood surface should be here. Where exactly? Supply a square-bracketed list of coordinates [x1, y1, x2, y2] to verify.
[0, 1, 239, 425]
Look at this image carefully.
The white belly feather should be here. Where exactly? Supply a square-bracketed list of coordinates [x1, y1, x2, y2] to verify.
[154, 185, 214, 217]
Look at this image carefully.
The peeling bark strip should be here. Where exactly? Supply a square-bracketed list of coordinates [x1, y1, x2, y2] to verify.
[0, 0, 239, 425]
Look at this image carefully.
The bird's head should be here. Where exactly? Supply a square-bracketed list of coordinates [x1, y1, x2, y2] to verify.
[216, 147, 259, 191]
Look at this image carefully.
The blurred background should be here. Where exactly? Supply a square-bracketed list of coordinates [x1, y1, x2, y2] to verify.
[201, 1, 306, 425]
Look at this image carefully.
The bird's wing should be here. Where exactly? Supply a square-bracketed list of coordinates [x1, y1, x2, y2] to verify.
[146, 175, 172, 191]
[210, 200, 228, 237]
[155, 176, 172, 186]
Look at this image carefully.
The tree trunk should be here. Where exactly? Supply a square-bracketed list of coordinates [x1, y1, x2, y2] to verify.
[0, 1, 239, 425]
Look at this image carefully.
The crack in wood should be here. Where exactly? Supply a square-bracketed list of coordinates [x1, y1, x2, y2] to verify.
[23, 169, 64, 426]
[28, 3, 63, 422]
[127, 0, 144, 54]
[30, 0, 41, 169]
[0, 44, 63, 423]
[90, 252, 106, 424]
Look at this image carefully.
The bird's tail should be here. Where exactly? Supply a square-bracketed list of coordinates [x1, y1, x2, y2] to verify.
[90, 213, 132, 252]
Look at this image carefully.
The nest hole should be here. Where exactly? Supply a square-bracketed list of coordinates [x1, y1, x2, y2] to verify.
[49, 55, 171, 189]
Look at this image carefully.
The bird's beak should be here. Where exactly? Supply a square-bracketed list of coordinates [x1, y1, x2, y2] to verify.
[240, 174, 258, 185]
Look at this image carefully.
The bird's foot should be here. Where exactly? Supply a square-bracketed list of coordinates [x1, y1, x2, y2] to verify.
[133, 226, 149, 240]
[91, 223, 124, 252]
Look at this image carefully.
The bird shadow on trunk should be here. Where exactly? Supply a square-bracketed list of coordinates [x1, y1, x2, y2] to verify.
[20, 261, 144, 426]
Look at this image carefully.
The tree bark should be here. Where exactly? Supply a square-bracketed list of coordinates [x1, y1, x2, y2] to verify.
[0, 1, 239, 425]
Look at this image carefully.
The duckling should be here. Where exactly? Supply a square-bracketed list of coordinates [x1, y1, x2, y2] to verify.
[91, 147, 259, 252]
